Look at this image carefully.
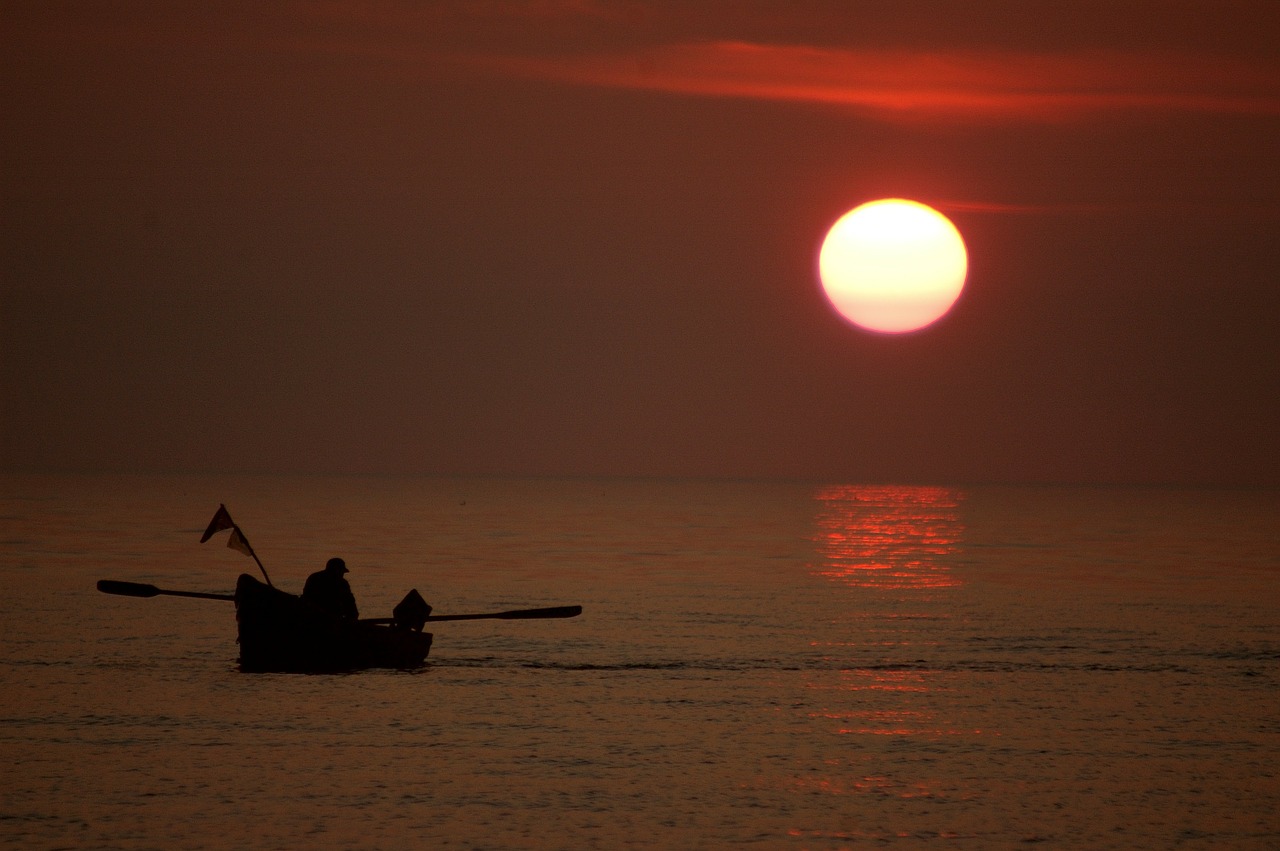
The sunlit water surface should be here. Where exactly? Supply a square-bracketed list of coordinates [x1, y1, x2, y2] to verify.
[1, 475, 1276, 848]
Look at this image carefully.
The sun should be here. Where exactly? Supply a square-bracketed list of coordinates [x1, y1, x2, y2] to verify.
[818, 199, 967, 334]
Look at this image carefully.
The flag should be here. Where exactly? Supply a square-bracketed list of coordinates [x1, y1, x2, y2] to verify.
[227, 527, 256, 559]
[197, 503, 273, 587]
[200, 504, 235, 543]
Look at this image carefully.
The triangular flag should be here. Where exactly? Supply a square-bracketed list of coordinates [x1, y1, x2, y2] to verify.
[200, 504, 235, 543]
[227, 527, 255, 559]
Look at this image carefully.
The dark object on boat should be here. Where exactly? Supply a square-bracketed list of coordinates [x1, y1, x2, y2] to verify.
[235, 574, 432, 673]
[393, 588, 432, 632]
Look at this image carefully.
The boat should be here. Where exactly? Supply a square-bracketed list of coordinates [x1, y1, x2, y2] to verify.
[97, 525, 578, 672]
[234, 574, 433, 673]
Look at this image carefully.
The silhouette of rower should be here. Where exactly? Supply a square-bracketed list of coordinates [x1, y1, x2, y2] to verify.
[303, 557, 359, 620]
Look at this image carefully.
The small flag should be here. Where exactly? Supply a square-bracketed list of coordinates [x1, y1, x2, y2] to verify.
[200, 504, 235, 543]
[227, 527, 255, 559]
[197, 503, 274, 586]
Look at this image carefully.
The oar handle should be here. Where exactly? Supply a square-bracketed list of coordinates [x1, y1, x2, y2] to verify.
[97, 580, 235, 601]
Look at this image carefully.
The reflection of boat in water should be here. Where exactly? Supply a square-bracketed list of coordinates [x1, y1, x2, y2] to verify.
[812, 485, 964, 590]
[235, 574, 433, 673]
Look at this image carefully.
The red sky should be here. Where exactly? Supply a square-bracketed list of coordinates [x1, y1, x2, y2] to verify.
[3, 1, 1278, 485]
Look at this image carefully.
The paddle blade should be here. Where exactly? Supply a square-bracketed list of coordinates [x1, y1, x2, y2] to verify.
[96, 580, 234, 601]
[97, 579, 159, 598]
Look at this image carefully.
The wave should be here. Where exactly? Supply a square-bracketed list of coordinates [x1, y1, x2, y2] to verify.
[425, 655, 1225, 675]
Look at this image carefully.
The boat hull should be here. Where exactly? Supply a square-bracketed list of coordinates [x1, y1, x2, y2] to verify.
[234, 574, 432, 672]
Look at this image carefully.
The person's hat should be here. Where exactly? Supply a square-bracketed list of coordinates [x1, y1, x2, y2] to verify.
[326, 557, 348, 574]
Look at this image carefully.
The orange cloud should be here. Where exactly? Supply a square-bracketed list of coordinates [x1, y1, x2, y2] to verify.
[467, 41, 1280, 121]
[932, 198, 1280, 218]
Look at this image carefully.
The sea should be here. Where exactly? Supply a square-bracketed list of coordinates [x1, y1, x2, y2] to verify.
[0, 474, 1276, 849]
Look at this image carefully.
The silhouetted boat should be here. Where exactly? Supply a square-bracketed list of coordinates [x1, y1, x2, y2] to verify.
[234, 574, 433, 673]
[97, 565, 576, 672]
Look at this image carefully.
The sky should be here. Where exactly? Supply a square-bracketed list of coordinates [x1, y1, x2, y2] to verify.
[3, 1, 1278, 485]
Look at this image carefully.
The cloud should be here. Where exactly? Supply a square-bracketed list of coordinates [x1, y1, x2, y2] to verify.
[933, 198, 1280, 218]
[464, 41, 1280, 122]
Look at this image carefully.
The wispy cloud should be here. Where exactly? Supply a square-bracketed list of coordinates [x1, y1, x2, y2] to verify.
[933, 198, 1280, 217]
[464, 41, 1280, 121]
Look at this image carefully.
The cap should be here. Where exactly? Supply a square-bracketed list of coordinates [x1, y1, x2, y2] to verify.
[326, 557, 348, 574]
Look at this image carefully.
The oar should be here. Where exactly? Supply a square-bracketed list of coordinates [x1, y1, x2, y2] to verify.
[97, 579, 234, 602]
[97, 579, 581, 622]
[361, 605, 582, 625]
[426, 605, 582, 622]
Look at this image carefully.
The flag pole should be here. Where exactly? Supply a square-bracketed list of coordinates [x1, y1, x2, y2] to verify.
[247, 547, 273, 587]
[232, 528, 273, 587]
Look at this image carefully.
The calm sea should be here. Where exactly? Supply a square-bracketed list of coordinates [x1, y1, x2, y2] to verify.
[1, 475, 1276, 849]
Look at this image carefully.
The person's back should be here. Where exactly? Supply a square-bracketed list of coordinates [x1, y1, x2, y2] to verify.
[302, 557, 359, 620]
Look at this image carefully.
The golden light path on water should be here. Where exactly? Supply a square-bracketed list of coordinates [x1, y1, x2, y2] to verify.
[774, 484, 988, 842]
[811, 484, 964, 590]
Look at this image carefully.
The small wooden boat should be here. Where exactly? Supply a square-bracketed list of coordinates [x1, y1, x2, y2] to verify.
[98, 520, 578, 672]
[234, 574, 433, 673]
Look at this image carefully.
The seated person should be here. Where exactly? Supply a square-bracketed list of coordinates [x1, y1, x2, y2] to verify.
[302, 557, 359, 620]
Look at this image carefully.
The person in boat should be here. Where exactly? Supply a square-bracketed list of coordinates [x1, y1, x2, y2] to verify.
[302, 557, 359, 620]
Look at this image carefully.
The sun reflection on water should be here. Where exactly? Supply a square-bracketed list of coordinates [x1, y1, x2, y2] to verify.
[773, 484, 987, 834]
[812, 484, 964, 590]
